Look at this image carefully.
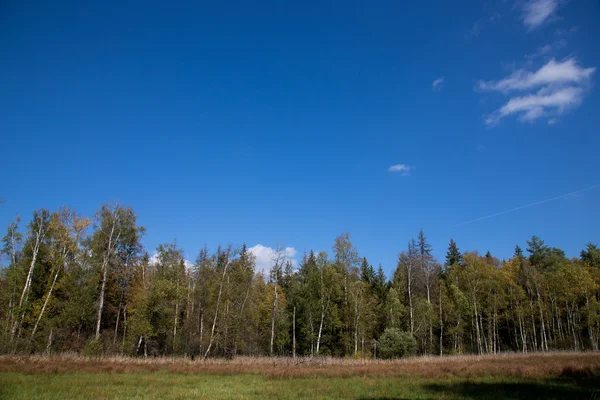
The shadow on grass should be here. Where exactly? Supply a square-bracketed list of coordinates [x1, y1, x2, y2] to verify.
[360, 378, 600, 400]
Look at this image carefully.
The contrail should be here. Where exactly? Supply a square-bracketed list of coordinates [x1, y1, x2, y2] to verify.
[455, 185, 599, 227]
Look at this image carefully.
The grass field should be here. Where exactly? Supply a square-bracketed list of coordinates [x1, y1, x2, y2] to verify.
[1, 352, 599, 399]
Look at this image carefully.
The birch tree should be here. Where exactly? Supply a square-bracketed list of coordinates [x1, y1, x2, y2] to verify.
[268, 245, 287, 356]
[396, 240, 418, 336]
[30, 208, 90, 343]
[1, 217, 23, 340]
[203, 247, 231, 359]
[12, 209, 50, 340]
[90, 204, 143, 342]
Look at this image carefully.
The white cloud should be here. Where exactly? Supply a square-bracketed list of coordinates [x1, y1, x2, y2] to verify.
[149, 253, 159, 265]
[480, 58, 595, 125]
[525, 40, 567, 60]
[248, 244, 297, 274]
[432, 77, 444, 90]
[479, 58, 595, 92]
[523, 0, 558, 29]
[485, 86, 583, 125]
[525, 44, 552, 60]
[149, 252, 194, 271]
[388, 164, 415, 176]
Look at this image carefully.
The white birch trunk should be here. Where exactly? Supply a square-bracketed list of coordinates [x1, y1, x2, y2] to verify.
[12, 218, 46, 339]
[30, 267, 59, 341]
[203, 260, 230, 359]
[95, 219, 118, 341]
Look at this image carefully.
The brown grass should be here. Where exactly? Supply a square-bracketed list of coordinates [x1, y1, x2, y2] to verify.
[0, 352, 599, 379]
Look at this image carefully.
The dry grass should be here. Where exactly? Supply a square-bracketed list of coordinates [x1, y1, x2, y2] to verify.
[1, 351, 599, 379]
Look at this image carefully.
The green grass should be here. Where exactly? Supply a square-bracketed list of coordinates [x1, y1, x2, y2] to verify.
[1, 372, 599, 399]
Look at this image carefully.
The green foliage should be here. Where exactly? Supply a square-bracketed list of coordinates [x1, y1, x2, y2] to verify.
[581, 243, 600, 268]
[377, 328, 417, 359]
[1, 205, 600, 359]
[446, 238, 463, 267]
[514, 245, 523, 257]
[82, 338, 103, 357]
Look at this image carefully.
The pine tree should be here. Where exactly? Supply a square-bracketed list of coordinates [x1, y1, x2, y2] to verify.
[485, 251, 493, 263]
[514, 245, 523, 258]
[359, 257, 375, 285]
[417, 229, 432, 256]
[581, 243, 600, 268]
[526, 236, 550, 268]
[445, 239, 463, 267]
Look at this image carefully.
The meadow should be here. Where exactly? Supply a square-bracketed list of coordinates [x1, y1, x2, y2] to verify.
[1, 352, 600, 399]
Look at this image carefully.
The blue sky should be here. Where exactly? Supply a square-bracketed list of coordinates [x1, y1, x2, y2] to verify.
[1, 0, 599, 275]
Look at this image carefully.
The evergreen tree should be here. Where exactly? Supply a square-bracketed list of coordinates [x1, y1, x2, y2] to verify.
[581, 243, 600, 268]
[1, 203, 600, 358]
[359, 257, 375, 285]
[417, 229, 432, 256]
[514, 245, 523, 258]
[526, 236, 550, 268]
[445, 239, 463, 267]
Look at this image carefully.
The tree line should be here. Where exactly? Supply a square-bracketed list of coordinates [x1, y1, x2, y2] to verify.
[1, 203, 599, 358]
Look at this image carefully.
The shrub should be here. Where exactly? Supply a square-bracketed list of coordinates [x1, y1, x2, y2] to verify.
[377, 328, 416, 359]
[82, 338, 103, 357]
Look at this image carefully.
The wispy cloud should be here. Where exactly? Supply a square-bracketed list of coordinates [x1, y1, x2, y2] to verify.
[455, 185, 600, 226]
[523, 0, 559, 29]
[525, 44, 553, 60]
[485, 86, 583, 125]
[388, 164, 415, 176]
[468, 10, 502, 38]
[525, 40, 566, 60]
[479, 58, 595, 125]
[479, 58, 594, 92]
[432, 77, 444, 90]
[248, 244, 297, 274]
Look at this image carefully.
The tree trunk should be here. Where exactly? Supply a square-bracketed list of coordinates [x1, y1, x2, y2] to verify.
[7, 231, 19, 339]
[121, 305, 127, 354]
[270, 284, 278, 356]
[45, 329, 53, 354]
[234, 287, 250, 356]
[199, 310, 204, 355]
[203, 260, 230, 359]
[354, 294, 359, 356]
[426, 278, 432, 354]
[173, 301, 179, 348]
[535, 287, 548, 351]
[293, 306, 296, 358]
[12, 219, 45, 339]
[95, 220, 118, 341]
[474, 299, 482, 355]
[439, 283, 443, 356]
[173, 266, 180, 350]
[136, 335, 143, 355]
[113, 291, 124, 345]
[408, 267, 414, 336]
[316, 310, 325, 355]
[30, 267, 60, 341]
[531, 306, 538, 351]
[519, 312, 527, 353]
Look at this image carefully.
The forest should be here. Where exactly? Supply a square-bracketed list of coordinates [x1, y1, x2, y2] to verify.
[1, 203, 599, 359]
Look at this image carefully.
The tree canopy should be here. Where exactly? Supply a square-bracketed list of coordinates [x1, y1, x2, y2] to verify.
[1, 204, 599, 358]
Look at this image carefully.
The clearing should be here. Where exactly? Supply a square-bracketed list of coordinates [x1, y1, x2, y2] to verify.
[1, 352, 599, 399]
